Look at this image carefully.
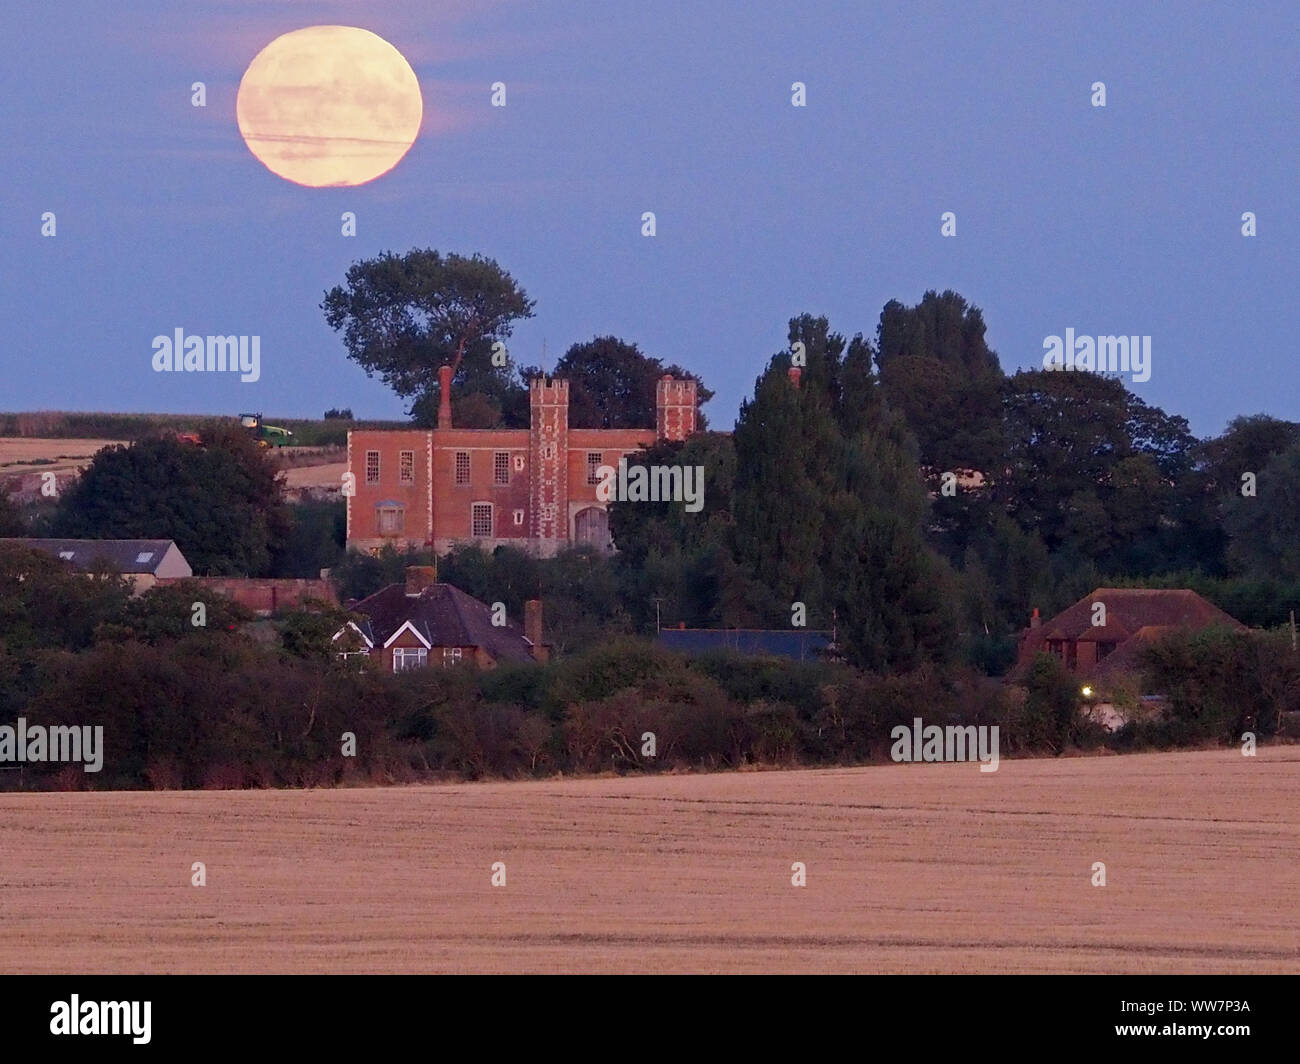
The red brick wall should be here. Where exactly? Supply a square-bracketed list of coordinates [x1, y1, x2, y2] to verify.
[431, 429, 530, 543]
[348, 429, 432, 550]
[345, 376, 696, 555]
[157, 577, 337, 615]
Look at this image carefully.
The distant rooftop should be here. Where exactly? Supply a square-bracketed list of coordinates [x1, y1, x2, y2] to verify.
[0, 538, 189, 575]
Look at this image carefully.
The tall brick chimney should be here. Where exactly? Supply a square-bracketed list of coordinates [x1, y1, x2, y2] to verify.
[655, 375, 697, 441]
[1030, 607, 1041, 629]
[438, 365, 453, 430]
[406, 564, 438, 596]
[524, 599, 547, 662]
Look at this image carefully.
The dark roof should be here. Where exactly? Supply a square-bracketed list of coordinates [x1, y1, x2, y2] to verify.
[1037, 588, 1244, 642]
[1010, 588, 1246, 684]
[1, 538, 183, 575]
[347, 582, 535, 664]
[658, 628, 832, 661]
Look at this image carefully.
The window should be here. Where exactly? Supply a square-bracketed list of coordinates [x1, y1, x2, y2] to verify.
[442, 647, 464, 666]
[455, 451, 470, 485]
[494, 451, 510, 485]
[392, 647, 427, 672]
[513, 509, 524, 526]
[586, 452, 603, 485]
[399, 450, 414, 484]
[513, 455, 525, 472]
[135, 551, 155, 564]
[377, 505, 405, 535]
[366, 450, 380, 484]
[472, 503, 493, 537]
[541, 444, 555, 460]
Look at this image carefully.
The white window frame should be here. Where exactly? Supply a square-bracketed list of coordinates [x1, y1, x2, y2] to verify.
[455, 451, 471, 485]
[494, 451, 510, 485]
[366, 450, 380, 484]
[393, 647, 428, 672]
[399, 450, 415, 484]
[471, 502, 493, 537]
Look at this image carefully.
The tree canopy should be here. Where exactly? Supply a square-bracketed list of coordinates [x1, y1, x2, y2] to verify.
[51, 429, 289, 576]
[322, 249, 535, 427]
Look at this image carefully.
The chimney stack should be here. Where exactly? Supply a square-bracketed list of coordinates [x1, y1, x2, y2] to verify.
[406, 564, 438, 596]
[524, 599, 547, 662]
[438, 365, 453, 430]
[1030, 607, 1041, 629]
[788, 366, 802, 389]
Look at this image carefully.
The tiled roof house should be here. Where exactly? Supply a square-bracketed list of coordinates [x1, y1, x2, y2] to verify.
[1009, 587, 1246, 692]
[336, 565, 547, 671]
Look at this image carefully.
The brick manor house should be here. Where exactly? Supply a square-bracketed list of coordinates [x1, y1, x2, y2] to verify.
[346, 367, 699, 556]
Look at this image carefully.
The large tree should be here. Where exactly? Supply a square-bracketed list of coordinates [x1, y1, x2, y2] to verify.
[996, 369, 1202, 574]
[321, 249, 535, 428]
[52, 429, 289, 576]
[732, 315, 957, 670]
[1198, 414, 1300, 497]
[1224, 443, 1300, 581]
[875, 290, 1006, 478]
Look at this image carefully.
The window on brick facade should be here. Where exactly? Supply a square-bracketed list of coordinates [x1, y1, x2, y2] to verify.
[541, 444, 555, 460]
[442, 647, 464, 666]
[494, 451, 510, 485]
[366, 450, 380, 484]
[513, 509, 524, 526]
[513, 454, 525, 472]
[455, 451, 470, 485]
[392, 647, 427, 672]
[376, 506, 405, 535]
[586, 452, 603, 484]
[472, 503, 493, 537]
[399, 450, 414, 483]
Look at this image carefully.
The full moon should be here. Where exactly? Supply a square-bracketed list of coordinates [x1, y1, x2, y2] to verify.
[236, 26, 423, 187]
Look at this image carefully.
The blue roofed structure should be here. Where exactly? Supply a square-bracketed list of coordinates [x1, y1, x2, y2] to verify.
[656, 627, 834, 661]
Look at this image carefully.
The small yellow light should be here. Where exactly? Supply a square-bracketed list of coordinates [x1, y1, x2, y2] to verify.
[1081, 686, 1093, 697]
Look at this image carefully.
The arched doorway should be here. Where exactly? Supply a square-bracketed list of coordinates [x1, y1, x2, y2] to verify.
[573, 506, 613, 553]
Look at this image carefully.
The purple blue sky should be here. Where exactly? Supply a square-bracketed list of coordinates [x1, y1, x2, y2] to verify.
[2, 0, 1296, 437]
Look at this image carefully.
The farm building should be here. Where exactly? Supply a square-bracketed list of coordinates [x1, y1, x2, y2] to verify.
[335, 565, 547, 671]
[1, 538, 191, 592]
[345, 371, 698, 556]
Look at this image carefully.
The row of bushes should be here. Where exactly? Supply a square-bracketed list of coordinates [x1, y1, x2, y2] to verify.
[6, 625, 1295, 791]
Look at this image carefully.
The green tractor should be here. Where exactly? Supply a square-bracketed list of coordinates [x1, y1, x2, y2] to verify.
[239, 412, 294, 448]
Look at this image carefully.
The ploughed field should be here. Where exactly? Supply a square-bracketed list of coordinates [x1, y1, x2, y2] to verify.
[1, 748, 1297, 973]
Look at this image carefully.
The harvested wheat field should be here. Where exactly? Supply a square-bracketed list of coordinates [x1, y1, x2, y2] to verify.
[0, 438, 124, 474]
[1, 748, 1298, 974]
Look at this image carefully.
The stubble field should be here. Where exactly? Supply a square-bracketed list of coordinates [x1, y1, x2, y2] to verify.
[1, 748, 1297, 974]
